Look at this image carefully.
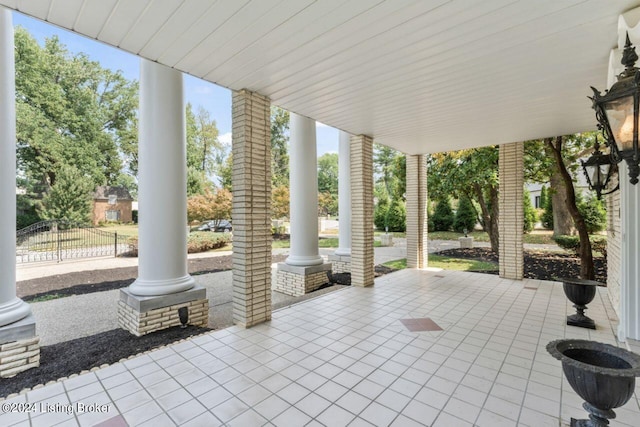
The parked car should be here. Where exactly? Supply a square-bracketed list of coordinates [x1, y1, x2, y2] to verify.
[198, 220, 232, 232]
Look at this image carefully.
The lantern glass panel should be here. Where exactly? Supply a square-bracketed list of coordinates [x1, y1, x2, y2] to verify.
[605, 95, 636, 151]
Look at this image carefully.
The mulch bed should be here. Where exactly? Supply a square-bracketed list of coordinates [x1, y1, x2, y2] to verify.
[436, 248, 607, 284]
[1, 326, 209, 398]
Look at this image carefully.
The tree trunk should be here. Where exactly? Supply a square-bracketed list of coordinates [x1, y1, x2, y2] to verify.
[473, 183, 499, 253]
[545, 144, 575, 236]
[546, 137, 594, 279]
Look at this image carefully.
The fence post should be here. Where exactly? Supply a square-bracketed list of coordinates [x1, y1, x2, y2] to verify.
[57, 225, 61, 262]
[114, 232, 118, 258]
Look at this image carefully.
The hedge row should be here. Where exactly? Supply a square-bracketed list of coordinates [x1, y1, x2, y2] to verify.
[123, 232, 231, 257]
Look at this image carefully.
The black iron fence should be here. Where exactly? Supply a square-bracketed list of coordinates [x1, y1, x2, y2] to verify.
[16, 220, 130, 263]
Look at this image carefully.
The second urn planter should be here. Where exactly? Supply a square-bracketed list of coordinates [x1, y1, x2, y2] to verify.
[558, 277, 601, 329]
[547, 339, 640, 427]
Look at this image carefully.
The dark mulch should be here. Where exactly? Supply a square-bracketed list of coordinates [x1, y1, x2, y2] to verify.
[436, 248, 607, 284]
[1, 326, 209, 398]
[327, 265, 399, 286]
[18, 254, 288, 301]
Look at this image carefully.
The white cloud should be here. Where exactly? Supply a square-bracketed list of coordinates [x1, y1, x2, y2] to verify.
[218, 132, 232, 145]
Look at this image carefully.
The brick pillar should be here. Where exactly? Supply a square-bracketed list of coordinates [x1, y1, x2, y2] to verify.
[499, 142, 523, 279]
[350, 135, 375, 287]
[232, 89, 271, 327]
[406, 155, 428, 268]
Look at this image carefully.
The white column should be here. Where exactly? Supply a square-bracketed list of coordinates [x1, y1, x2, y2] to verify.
[0, 8, 31, 327]
[618, 162, 640, 341]
[128, 59, 195, 296]
[335, 131, 351, 256]
[286, 113, 323, 266]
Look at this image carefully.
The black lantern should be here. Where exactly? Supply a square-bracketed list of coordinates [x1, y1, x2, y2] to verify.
[580, 138, 619, 199]
[591, 33, 640, 184]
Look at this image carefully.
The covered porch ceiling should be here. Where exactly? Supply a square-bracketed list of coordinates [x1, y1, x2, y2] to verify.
[1, 0, 638, 154]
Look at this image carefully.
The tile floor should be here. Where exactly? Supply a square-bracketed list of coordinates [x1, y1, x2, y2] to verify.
[1, 269, 639, 427]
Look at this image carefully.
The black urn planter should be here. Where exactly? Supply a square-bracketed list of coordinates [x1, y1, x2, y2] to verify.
[558, 277, 601, 329]
[547, 339, 640, 427]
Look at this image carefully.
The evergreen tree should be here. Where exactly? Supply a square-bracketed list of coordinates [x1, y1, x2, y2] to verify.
[523, 187, 537, 233]
[38, 166, 93, 223]
[432, 198, 454, 231]
[453, 196, 477, 233]
[541, 191, 554, 230]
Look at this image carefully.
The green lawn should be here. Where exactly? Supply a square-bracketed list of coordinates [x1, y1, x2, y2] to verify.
[273, 237, 381, 249]
[383, 255, 497, 273]
[428, 230, 554, 245]
[97, 223, 139, 237]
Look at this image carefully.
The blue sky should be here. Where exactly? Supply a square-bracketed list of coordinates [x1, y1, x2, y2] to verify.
[12, 11, 338, 155]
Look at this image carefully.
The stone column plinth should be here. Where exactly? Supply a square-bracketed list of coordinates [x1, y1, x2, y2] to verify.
[232, 89, 272, 327]
[0, 7, 39, 377]
[276, 113, 331, 296]
[119, 60, 207, 336]
[498, 142, 523, 279]
[350, 135, 375, 287]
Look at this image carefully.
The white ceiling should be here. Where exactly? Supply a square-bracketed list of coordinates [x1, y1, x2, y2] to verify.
[1, 0, 638, 154]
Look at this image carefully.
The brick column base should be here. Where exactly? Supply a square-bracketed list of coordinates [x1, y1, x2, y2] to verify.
[118, 286, 208, 336]
[0, 314, 39, 378]
[275, 263, 332, 296]
[328, 254, 351, 273]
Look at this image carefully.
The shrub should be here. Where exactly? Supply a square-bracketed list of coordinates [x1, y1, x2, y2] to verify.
[123, 232, 231, 257]
[386, 199, 406, 232]
[577, 193, 606, 233]
[453, 196, 476, 233]
[187, 232, 232, 253]
[553, 234, 607, 258]
[374, 197, 406, 232]
[432, 198, 454, 231]
[541, 192, 553, 230]
[540, 185, 548, 210]
[523, 187, 537, 233]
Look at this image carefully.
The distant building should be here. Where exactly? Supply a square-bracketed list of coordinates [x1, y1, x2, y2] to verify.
[92, 186, 133, 225]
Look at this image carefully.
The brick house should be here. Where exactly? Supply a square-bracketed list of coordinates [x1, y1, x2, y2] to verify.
[92, 186, 133, 225]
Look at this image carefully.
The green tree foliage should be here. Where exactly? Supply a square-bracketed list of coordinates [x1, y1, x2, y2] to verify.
[539, 185, 548, 209]
[541, 190, 554, 229]
[271, 107, 290, 188]
[428, 147, 499, 251]
[432, 198, 455, 231]
[38, 166, 93, 223]
[217, 153, 233, 192]
[523, 187, 537, 233]
[16, 194, 40, 229]
[185, 103, 223, 196]
[318, 153, 339, 194]
[373, 144, 406, 231]
[576, 192, 606, 233]
[373, 194, 405, 232]
[453, 196, 477, 233]
[374, 192, 390, 231]
[15, 28, 138, 190]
